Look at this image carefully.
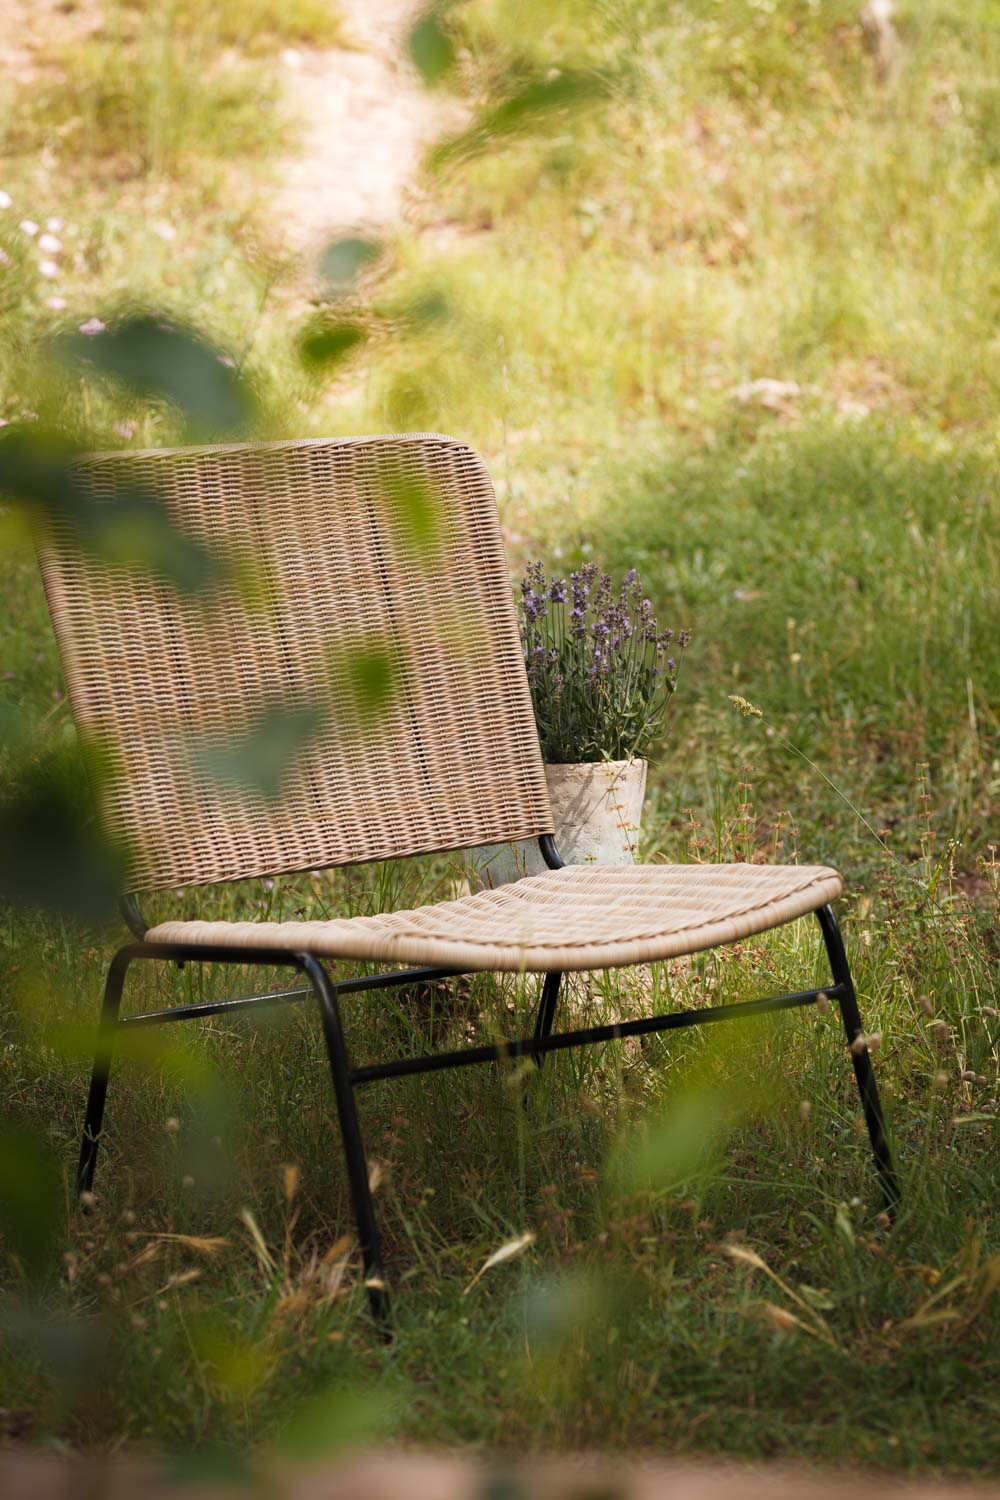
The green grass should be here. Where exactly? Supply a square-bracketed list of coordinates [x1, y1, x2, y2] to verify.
[1, 0, 999, 1476]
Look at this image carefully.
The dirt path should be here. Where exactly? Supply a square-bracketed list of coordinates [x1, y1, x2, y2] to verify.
[271, 0, 461, 256]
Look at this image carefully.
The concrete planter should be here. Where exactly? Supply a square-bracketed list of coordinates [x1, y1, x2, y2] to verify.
[465, 758, 647, 890]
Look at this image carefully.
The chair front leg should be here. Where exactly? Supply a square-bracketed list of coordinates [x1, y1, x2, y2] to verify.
[298, 952, 390, 1330]
[531, 970, 563, 1067]
[78, 946, 133, 1199]
[816, 904, 901, 1216]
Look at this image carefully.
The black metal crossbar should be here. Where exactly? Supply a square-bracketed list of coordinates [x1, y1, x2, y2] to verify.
[75, 852, 901, 1337]
[118, 965, 464, 1030]
[349, 985, 840, 1085]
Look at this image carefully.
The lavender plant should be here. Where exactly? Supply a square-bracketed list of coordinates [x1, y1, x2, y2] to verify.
[518, 561, 690, 763]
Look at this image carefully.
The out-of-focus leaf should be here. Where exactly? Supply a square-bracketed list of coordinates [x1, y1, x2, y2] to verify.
[194, 704, 325, 798]
[408, 10, 456, 87]
[81, 492, 221, 591]
[319, 236, 380, 290]
[345, 646, 398, 716]
[0, 758, 122, 921]
[429, 68, 611, 168]
[382, 287, 450, 332]
[298, 317, 367, 368]
[379, 470, 443, 552]
[619, 1084, 731, 1195]
[276, 1384, 396, 1459]
[0, 426, 222, 593]
[0, 1305, 106, 1392]
[52, 315, 252, 433]
[0, 1126, 62, 1278]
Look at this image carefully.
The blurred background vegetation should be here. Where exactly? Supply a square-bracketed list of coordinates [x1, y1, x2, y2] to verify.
[0, 0, 998, 1478]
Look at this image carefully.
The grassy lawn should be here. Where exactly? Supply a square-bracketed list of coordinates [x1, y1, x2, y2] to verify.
[1, 0, 998, 1474]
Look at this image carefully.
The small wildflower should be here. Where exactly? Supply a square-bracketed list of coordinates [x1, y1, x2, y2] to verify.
[960, 1070, 976, 1082]
[78, 316, 106, 335]
[866, 1032, 882, 1054]
[932, 1020, 950, 1044]
[218, 354, 236, 369]
[850, 1034, 868, 1055]
[153, 222, 177, 241]
[39, 259, 59, 278]
[112, 421, 136, 439]
[919, 995, 935, 1017]
[164, 1117, 180, 1134]
[46, 295, 67, 309]
[799, 1100, 812, 1123]
[875, 1212, 891, 1229]
[262, 877, 275, 892]
[0, 249, 11, 269]
[728, 694, 763, 718]
[816, 992, 830, 1016]
[980, 1006, 998, 1019]
[38, 232, 62, 253]
[0, 189, 12, 209]
[79, 1190, 97, 1209]
[933, 1070, 949, 1089]
[45, 216, 64, 231]
[19, 218, 38, 236]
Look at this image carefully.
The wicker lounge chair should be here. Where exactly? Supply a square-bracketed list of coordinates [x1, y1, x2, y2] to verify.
[38, 433, 898, 1325]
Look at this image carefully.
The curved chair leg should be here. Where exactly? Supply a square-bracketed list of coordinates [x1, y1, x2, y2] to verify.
[532, 970, 562, 1067]
[299, 953, 390, 1329]
[77, 947, 133, 1199]
[816, 905, 901, 1216]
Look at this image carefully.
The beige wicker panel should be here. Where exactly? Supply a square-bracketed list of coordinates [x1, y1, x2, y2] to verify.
[147, 863, 844, 973]
[38, 435, 552, 892]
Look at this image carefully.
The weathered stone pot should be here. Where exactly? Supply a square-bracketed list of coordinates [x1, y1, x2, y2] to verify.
[465, 758, 647, 890]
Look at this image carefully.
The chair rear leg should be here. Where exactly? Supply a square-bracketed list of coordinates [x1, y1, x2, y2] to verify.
[77, 948, 132, 1199]
[300, 953, 390, 1330]
[532, 971, 563, 1067]
[816, 905, 901, 1216]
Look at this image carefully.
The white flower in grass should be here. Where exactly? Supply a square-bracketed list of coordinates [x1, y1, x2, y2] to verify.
[39, 259, 59, 277]
[0, 249, 11, 269]
[113, 421, 136, 439]
[38, 231, 62, 253]
[19, 218, 38, 236]
[46, 295, 68, 309]
[46, 216, 64, 231]
[78, 316, 106, 334]
[0, 190, 12, 209]
[153, 222, 176, 240]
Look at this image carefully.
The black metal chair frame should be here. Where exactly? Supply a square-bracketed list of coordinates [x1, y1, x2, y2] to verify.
[78, 831, 899, 1330]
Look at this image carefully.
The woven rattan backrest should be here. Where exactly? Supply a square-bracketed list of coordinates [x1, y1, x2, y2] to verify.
[38, 435, 552, 892]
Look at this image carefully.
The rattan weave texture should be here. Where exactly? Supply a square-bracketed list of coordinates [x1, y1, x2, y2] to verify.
[147, 863, 844, 973]
[38, 435, 553, 893]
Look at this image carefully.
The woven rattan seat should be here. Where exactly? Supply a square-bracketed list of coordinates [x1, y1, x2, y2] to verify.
[36, 431, 898, 1329]
[148, 863, 844, 972]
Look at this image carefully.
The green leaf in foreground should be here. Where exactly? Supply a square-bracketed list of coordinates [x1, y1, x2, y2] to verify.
[0, 426, 223, 593]
[429, 68, 611, 168]
[276, 1384, 396, 1459]
[408, 10, 456, 88]
[0, 1126, 63, 1278]
[194, 705, 326, 798]
[319, 235, 380, 290]
[298, 317, 367, 368]
[53, 315, 252, 433]
[345, 646, 398, 717]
